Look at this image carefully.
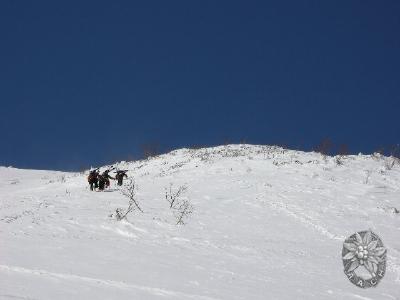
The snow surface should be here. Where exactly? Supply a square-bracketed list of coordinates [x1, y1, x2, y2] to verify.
[1, 145, 400, 300]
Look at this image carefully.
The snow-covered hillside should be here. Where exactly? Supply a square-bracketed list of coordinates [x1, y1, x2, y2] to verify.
[1, 145, 400, 300]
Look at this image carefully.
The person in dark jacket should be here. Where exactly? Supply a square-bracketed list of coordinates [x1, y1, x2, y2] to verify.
[88, 169, 99, 191]
[102, 170, 115, 188]
[115, 170, 128, 186]
[97, 174, 106, 191]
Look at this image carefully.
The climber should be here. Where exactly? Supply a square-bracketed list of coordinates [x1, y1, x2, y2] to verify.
[87, 169, 99, 191]
[115, 170, 128, 186]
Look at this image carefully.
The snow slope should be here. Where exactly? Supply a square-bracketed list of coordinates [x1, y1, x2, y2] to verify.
[1, 145, 400, 300]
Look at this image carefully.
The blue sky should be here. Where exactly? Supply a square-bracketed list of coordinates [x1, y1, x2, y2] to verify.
[0, 1, 399, 170]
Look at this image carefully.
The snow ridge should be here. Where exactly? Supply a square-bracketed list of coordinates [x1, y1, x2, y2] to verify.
[1, 145, 400, 300]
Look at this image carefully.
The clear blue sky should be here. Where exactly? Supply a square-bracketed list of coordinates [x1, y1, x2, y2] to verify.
[0, 1, 399, 170]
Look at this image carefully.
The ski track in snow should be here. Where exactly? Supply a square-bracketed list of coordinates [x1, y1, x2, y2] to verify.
[263, 189, 400, 282]
[0, 294, 38, 300]
[265, 193, 346, 241]
[0, 265, 219, 300]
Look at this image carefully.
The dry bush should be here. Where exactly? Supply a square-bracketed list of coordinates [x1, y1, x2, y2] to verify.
[390, 144, 400, 158]
[165, 183, 193, 225]
[315, 138, 333, 156]
[58, 175, 66, 183]
[337, 144, 349, 156]
[384, 158, 396, 171]
[141, 143, 160, 159]
[174, 199, 194, 225]
[165, 183, 188, 209]
[114, 179, 143, 221]
[335, 156, 344, 166]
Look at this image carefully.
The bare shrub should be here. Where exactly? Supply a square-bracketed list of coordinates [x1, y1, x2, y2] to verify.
[223, 138, 232, 145]
[174, 199, 194, 225]
[165, 183, 187, 209]
[384, 158, 396, 170]
[315, 138, 333, 156]
[337, 144, 349, 156]
[197, 149, 211, 162]
[58, 175, 66, 183]
[125, 154, 136, 162]
[115, 179, 143, 221]
[165, 183, 193, 225]
[334, 144, 348, 166]
[189, 144, 208, 150]
[390, 144, 400, 159]
[141, 143, 160, 159]
[335, 156, 344, 166]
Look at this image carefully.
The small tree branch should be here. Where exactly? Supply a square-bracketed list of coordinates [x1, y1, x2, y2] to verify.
[115, 179, 143, 221]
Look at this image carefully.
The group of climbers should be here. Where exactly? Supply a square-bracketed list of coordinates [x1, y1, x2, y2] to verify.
[87, 168, 128, 191]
